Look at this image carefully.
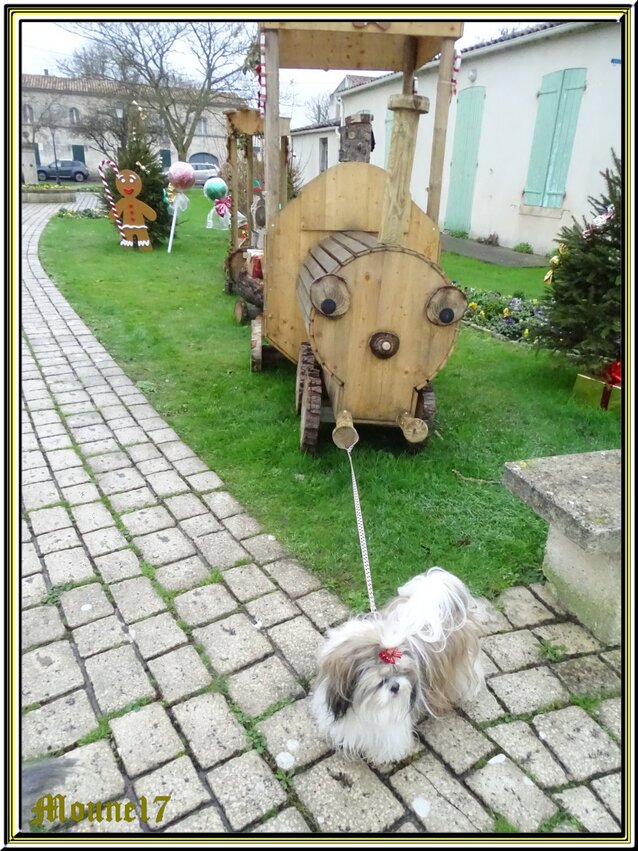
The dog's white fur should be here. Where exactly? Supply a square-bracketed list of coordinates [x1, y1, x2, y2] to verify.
[311, 567, 484, 764]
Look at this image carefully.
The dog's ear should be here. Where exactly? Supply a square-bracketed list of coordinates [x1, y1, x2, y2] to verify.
[325, 677, 355, 721]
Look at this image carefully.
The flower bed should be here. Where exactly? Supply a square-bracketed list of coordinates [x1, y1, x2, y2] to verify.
[462, 287, 547, 343]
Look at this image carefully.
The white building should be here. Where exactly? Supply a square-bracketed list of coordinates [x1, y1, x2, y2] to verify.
[290, 22, 622, 255]
[21, 73, 243, 178]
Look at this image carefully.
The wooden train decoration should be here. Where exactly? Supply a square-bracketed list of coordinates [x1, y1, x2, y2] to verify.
[227, 22, 466, 452]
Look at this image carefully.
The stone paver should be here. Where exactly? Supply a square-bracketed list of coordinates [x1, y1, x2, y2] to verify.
[19, 201, 626, 836]
[109, 576, 167, 623]
[207, 750, 287, 831]
[72, 615, 128, 658]
[173, 583, 237, 627]
[109, 703, 183, 776]
[60, 583, 114, 627]
[134, 756, 211, 829]
[128, 613, 188, 661]
[294, 753, 404, 833]
[22, 605, 67, 649]
[532, 706, 621, 781]
[227, 655, 304, 716]
[85, 645, 155, 713]
[466, 756, 557, 831]
[22, 690, 98, 758]
[22, 640, 85, 706]
[171, 692, 246, 770]
[193, 613, 273, 674]
[44, 547, 96, 585]
[389, 753, 492, 832]
[258, 697, 330, 770]
[148, 645, 212, 704]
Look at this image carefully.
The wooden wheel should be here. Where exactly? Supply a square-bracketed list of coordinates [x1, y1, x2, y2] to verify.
[250, 315, 263, 372]
[300, 365, 323, 453]
[295, 342, 317, 414]
[415, 382, 437, 431]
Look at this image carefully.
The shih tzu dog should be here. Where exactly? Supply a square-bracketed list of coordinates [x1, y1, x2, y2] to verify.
[311, 567, 483, 764]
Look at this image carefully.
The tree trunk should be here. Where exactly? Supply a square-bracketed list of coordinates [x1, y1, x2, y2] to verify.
[234, 299, 261, 325]
[235, 269, 264, 309]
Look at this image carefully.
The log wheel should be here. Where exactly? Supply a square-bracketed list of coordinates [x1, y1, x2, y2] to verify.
[295, 342, 318, 414]
[300, 364, 323, 453]
[415, 382, 437, 431]
[250, 315, 263, 372]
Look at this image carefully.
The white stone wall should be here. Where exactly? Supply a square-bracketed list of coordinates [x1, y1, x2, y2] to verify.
[290, 22, 621, 255]
[290, 126, 341, 185]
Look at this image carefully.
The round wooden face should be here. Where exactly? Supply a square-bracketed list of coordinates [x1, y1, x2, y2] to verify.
[307, 248, 466, 421]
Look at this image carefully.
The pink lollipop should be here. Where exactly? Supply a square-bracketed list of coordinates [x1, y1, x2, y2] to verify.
[168, 161, 195, 191]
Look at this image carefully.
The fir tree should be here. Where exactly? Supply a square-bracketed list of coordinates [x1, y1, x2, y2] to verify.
[101, 101, 171, 247]
[536, 151, 622, 371]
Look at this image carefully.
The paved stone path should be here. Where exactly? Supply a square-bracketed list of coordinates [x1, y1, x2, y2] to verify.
[20, 196, 622, 836]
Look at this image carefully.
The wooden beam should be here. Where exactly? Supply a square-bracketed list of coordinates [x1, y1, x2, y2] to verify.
[378, 94, 429, 246]
[264, 28, 281, 229]
[246, 134, 254, 237]
[426, 37, 456, 228]
[228, 131, 239, 249]
[402, 36, 418, 95]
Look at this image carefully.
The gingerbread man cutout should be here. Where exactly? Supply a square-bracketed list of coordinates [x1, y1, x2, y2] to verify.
[110, 169, 157, 251]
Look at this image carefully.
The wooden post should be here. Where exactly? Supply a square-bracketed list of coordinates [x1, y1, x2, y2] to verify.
[264, 27, 281, 230]
[246, 134, 254, 237]
[402, 36, 418, 95]
[426, 37, 456, 228]
[332, 410, 359, 450]
[378, 94, 429, 247]
[228, 130, 239, 249]
[280, 135, 288, 205]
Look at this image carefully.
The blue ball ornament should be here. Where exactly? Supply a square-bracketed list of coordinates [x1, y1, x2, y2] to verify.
[203, 177, 228, 201]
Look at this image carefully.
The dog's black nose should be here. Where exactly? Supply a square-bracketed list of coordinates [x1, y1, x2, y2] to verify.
[390, 681, 400, 695]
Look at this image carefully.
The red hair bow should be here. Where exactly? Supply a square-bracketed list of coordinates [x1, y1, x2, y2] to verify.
[379, 647, 403, 665]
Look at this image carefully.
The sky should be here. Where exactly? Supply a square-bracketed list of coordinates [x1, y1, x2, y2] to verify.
[19, 19, 535, 128]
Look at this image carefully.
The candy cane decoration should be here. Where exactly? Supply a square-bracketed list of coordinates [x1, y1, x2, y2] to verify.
[451, 51, 462, 98]
[257, 30, 267, 113]
[99, 159, 126, 241]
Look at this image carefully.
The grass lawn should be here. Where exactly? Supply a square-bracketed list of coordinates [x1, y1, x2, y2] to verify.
[440, 251, 547, 299]
[38, 190, 620, 608]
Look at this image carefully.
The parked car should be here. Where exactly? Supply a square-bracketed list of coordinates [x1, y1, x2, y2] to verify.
[191, 162, 219, 185]
[37, 160, 90, 182]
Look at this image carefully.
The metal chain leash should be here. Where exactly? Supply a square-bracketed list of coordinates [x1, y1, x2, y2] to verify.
[346, 445, 377, 613]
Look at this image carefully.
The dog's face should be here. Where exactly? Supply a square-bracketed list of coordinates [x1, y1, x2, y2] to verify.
[318, 624, 419, 722]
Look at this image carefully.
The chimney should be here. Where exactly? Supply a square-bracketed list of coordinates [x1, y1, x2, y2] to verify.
[44, 69, 49, 76]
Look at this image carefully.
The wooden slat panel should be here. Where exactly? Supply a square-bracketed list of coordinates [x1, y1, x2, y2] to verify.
[330, 231, 378, 255]
[318, 236, 353, 265]
[309, 244, 340, 274]
[343, 230, 381, 249]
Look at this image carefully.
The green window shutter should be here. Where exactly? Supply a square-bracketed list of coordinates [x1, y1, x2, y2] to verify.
[524, 68, 586, 207]
[523, 71, 563, 205]
[159, 148, 171, 168]
[544, 68, 586, 207]
[384, 110, 393, 169]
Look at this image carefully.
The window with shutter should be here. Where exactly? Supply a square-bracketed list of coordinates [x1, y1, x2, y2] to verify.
[523, 68, 586, 208]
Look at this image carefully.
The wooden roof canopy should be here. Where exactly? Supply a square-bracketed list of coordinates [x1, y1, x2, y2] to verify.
[260, 21, 463, 71]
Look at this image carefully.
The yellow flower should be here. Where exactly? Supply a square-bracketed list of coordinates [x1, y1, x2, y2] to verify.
[479, 310, 485, 318]
[468, 302, 478, 310]
[503, 307, 510, 317]
[523, 328, 530, 338]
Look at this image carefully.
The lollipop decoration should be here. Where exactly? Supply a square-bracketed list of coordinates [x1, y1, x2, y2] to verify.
[99, 159, 126, 244]
[204, 177, 230, 229]
[167, 161, 195, 253]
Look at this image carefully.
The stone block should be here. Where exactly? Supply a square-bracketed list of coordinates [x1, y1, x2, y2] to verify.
[29, 506, 72, 536]
[222, 513, 262, 540]
[258, 697, 330, 770]
[134, 756, 211, 829]
[228, 655, 304, 716]
[263, 559, 322, 599]
[85, 645, 155, 713]
[245, 591, 300, 628]
[71, 502, 116, 533]
[496, 586, 554, 628]
[207, 751, 287, 830]
[128, 612, 188, 661]
[193, 613, 273, 674]
[389, 752, 492, 832]
[72, 615, 128, 658]
[36, 527, 81, 556]
[293, 753, 404, 833]
[21, 641, 85, 706]
[551, 655, 621, 697]
[196, 530, 249, 570]
[60, 583, 114, 627]
[94, 549, 141, 583]
[109, 576, 167, 623]
[173, 583, 238, 627]
[202, 491, 244, 519]
[484, 720, 569, 787]
[252, 808, 311, 833]
[222, 564, 275, 602]
[22, 690, 98, 759]
[488, 667, 570, 715]
[22, 574, 48, 609]
[120, 506, 175, 536]
[482, 629, 544, 672]
[296, 589, 350, 630]
[171, 692, 246, 770]
[268, 616, 323, 679]
[22, 605, 67, 649]
[147, 645, 212, 704]
[555, 786, 619, 832]
[83, 527, 129, 557]
[155, 556, 211, 592]
[44, 548, 96, 586]
[164, 493, 207, 520]
[242, 533, 288, 565]
[418, 713, 494, 774]
[109, 703, 183, 776]
[133, 527, 196, 566]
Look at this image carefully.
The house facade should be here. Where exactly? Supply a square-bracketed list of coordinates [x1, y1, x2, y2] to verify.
[21, 73, 242, 179]
[289, 22, 622, 255]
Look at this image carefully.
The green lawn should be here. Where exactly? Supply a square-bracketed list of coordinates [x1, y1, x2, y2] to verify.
[440, 251, 547, 299]
[38, 190, 620, 608]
